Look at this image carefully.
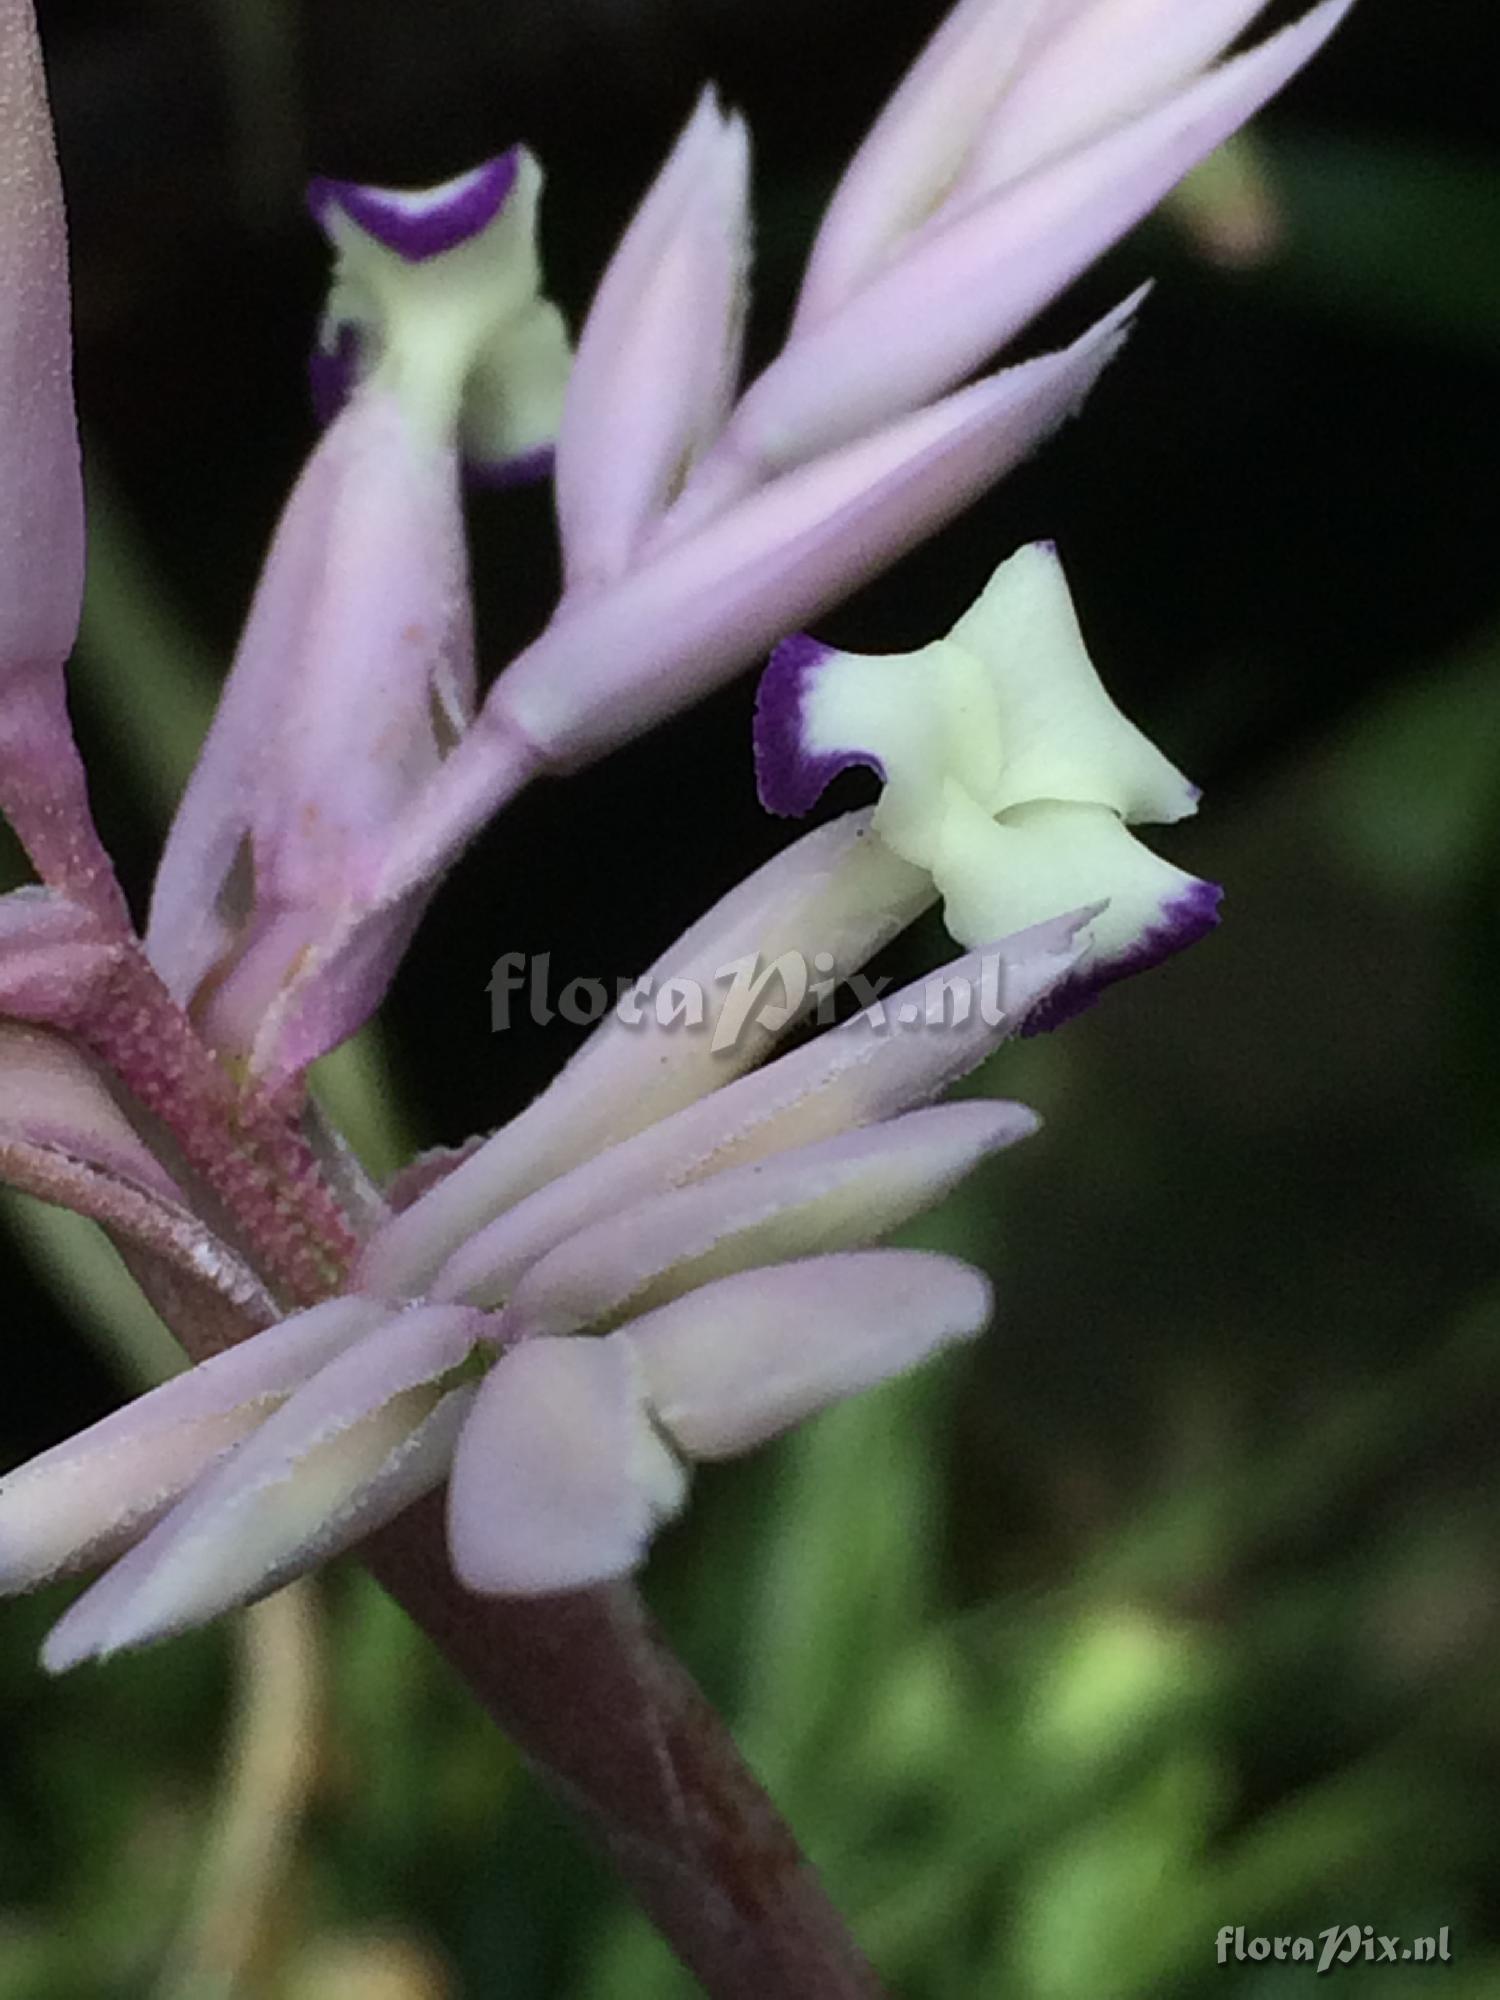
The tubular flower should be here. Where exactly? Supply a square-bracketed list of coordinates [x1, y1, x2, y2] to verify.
[308, 152, 570, 480]
[755, 541, 1220, 1024]
[145, 157, 570, 1083]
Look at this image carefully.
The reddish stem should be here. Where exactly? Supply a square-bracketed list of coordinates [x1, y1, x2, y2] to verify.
[64, 946, 358, 1306]
[365, 1499, 890, 2000]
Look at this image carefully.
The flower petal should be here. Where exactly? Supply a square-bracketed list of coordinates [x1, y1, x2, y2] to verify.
[41, 1303, 483, 1666]
[0, 1298, 386, 1592]
[309, 156, 523, 261]
[930, 794, 1221, 1023]
[756, 633, 1004, 866]
[309, 151, 570, 474]
[556, 91, 750, 588]
[949, 540, 1198, 823]
[459, 1101, 1031, 1319]
[447, 1336, 686, 1596]
[762, 541, 1197, 845]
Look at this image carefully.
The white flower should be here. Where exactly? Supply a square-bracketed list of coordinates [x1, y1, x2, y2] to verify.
[755, 541, 1220, 1021]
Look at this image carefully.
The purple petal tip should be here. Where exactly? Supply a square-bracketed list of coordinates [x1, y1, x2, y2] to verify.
[466, 443, 557, 491]
[754, 635, 885, 818]
[1021, 879, 1223, 1037]
[308, 320, 362, 427]
[308, 152, 521, 263]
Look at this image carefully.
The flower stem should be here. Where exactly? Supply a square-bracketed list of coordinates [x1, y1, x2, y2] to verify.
[364, 1499, 890, 2000]
[63, 945, 359, 1306]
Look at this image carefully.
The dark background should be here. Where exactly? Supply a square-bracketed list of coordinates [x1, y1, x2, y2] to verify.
[5, 2, 1500, 1994]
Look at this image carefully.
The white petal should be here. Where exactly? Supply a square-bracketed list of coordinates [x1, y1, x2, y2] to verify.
[789, 637, 1005, 869]
[311, 151, 570, 458]
[461, 296, 571, 472]
[949, 542, 1199, 824]
[932, 794, 1220, 1020]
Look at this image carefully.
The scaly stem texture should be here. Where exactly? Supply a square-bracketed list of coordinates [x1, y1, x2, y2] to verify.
[66, 946, 357, 1306]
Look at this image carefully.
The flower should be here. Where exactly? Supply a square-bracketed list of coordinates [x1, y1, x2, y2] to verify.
[0, 0, 130, 930]
[754, 541, 1221, 1024]
[144, 159, 570, 1082]
[307, 152, 570, 480]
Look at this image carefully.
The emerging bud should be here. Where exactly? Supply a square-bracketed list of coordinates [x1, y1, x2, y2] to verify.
[0, 0, 84, 679]
[309, 151, 570, 479]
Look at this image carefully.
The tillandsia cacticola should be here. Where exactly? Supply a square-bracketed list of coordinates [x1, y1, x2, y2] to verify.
[0, 0, 1354, 1992]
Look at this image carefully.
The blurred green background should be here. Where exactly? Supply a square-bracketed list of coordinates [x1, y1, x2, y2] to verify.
[6, 0, 1500, 1992]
